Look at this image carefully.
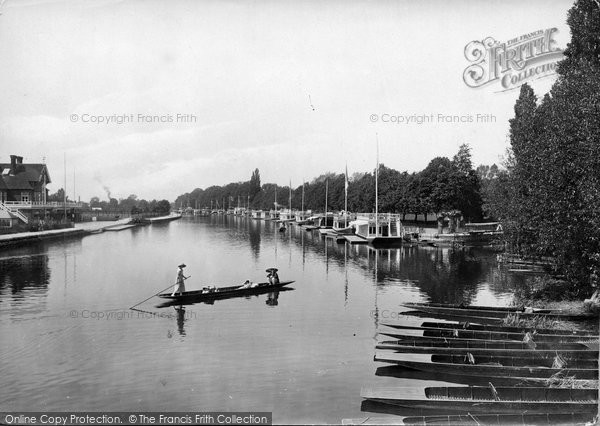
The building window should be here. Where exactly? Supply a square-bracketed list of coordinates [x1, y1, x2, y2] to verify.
[0, 219, 11, 228]
[21, 193, 30, 203]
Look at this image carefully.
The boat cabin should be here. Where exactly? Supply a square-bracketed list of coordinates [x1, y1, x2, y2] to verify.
[355, 214, 404, 243]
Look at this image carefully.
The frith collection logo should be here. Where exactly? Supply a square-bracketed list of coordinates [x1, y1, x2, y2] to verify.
[463, 28, 564, 91]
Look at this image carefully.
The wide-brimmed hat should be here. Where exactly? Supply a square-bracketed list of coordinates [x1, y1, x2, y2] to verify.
[265, 267, 278, 273]
[178, 263, 186, 268]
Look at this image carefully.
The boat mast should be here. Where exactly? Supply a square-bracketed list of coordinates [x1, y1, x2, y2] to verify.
[274, 186, 277, 213]
[301, 180, 305, 216]
[289, 179, 292, 212]
[345, 162, 348, 219]
[375, 133, 379, 237]
[325, 178, 328, 220]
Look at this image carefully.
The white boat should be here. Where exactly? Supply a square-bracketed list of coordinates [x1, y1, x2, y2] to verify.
[355, 213, 405, 244]
[355, 135, 406, 245]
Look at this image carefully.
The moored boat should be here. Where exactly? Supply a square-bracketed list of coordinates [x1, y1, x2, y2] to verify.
[379, 325, 598, 343]
[377, 333, 600, 350]
[346, 412, 595, 425]
[360, 385, 598, 414]
[382, 320, 597, 336]
[374, 352, 599, 379]
[375, 341, 599, 359]
[402, 302, 598, 321]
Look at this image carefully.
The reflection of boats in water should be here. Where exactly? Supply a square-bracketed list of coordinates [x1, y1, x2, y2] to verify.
[156, 282, 294, 307]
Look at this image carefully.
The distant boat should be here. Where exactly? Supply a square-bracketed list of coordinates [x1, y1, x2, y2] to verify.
[353, 136, 406, 245]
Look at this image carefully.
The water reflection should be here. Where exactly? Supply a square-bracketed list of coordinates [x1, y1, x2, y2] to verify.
[174, 306, 186, 336]
[248, 220, 261, 260]
[0, 251, 51, 294]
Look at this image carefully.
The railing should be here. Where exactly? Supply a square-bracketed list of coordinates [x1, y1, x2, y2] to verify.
[355, 212, 403, 221]
[2, 201, 83, 208]
[0, 202, 29, 224]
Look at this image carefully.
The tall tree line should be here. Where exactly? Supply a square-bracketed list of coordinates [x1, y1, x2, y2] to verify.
[484, 0, 600, 293]
[174, 145, 484, 221]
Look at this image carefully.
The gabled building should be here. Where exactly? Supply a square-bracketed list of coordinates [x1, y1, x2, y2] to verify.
[0, 155, 50, 204]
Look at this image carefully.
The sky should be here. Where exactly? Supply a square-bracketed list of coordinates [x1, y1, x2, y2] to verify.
[0, 0, 573, 202]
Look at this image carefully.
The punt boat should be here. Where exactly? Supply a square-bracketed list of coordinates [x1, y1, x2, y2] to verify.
[158, 280, 294, 302]
[379, 325, 598, 343]
[360, 385, 598, 414]
[382, 321, 597, 336]
[377, 333, 600, 350]
[345, 412, 595, 425]
[375, 342, 599, 359]
[401, 303, 598, 321]
[374, 352, 599, 379]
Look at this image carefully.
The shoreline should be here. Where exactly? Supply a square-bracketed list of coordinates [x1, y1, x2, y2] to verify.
[0, 214, 182, 248]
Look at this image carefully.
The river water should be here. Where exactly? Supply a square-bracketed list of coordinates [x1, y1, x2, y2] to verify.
[0, 216, 518, 423]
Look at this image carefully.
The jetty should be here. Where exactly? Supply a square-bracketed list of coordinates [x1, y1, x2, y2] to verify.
[147, 213, 182, 223]
[344, 235, 367, 244]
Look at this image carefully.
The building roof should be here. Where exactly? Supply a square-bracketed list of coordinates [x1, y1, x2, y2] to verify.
[0, 209, 15, 220]
[0, 162, 50, 191]
[1, 174, 33, 190]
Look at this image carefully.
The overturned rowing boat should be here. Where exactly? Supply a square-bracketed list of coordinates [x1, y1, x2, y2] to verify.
[360, 385, 598, 414]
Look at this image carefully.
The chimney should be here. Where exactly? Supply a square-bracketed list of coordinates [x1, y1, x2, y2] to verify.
[9, 155, 17, 173]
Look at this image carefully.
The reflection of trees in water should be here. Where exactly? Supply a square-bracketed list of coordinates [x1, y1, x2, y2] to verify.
[0, 249, 51, 294]
[286, 231, 503, 304]
[247, 220, 261, 260]
[216, 217, 511, 305]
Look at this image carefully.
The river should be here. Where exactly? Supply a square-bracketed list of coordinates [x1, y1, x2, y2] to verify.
[0, 216, 519, 424]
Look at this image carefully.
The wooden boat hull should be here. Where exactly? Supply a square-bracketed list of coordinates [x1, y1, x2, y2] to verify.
[375, 342, 599, 359]
[402, 303, 598, 321]
[158, 280, 294, 301]
[361, 386, 598, 415]
[378, 333, 600, 350]
[374, 353, 599, 379]
[382, 320, 598, 336]
[348, 412, 595, 425]
[380, 325, 598, 343]
[367, 236, 404, 246]
[332, 226, 355, 235]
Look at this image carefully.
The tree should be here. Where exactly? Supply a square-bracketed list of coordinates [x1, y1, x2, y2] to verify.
[48, 188, 66, 202]
[489, 0, 600, 294]
[250, 168, 261, 200]
[155, 200, 171, 214]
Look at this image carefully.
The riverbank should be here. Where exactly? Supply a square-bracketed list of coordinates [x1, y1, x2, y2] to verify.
[0, 218, 133, 248]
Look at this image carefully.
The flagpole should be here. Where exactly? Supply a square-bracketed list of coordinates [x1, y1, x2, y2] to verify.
[325, 179, 328, 222]
[345, 162, 348, 219]
[301, 180, 305, 217]
[375, 133, 379, 237]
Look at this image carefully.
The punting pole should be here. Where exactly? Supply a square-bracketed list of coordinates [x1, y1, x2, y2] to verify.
[129, 276, 191, 310]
